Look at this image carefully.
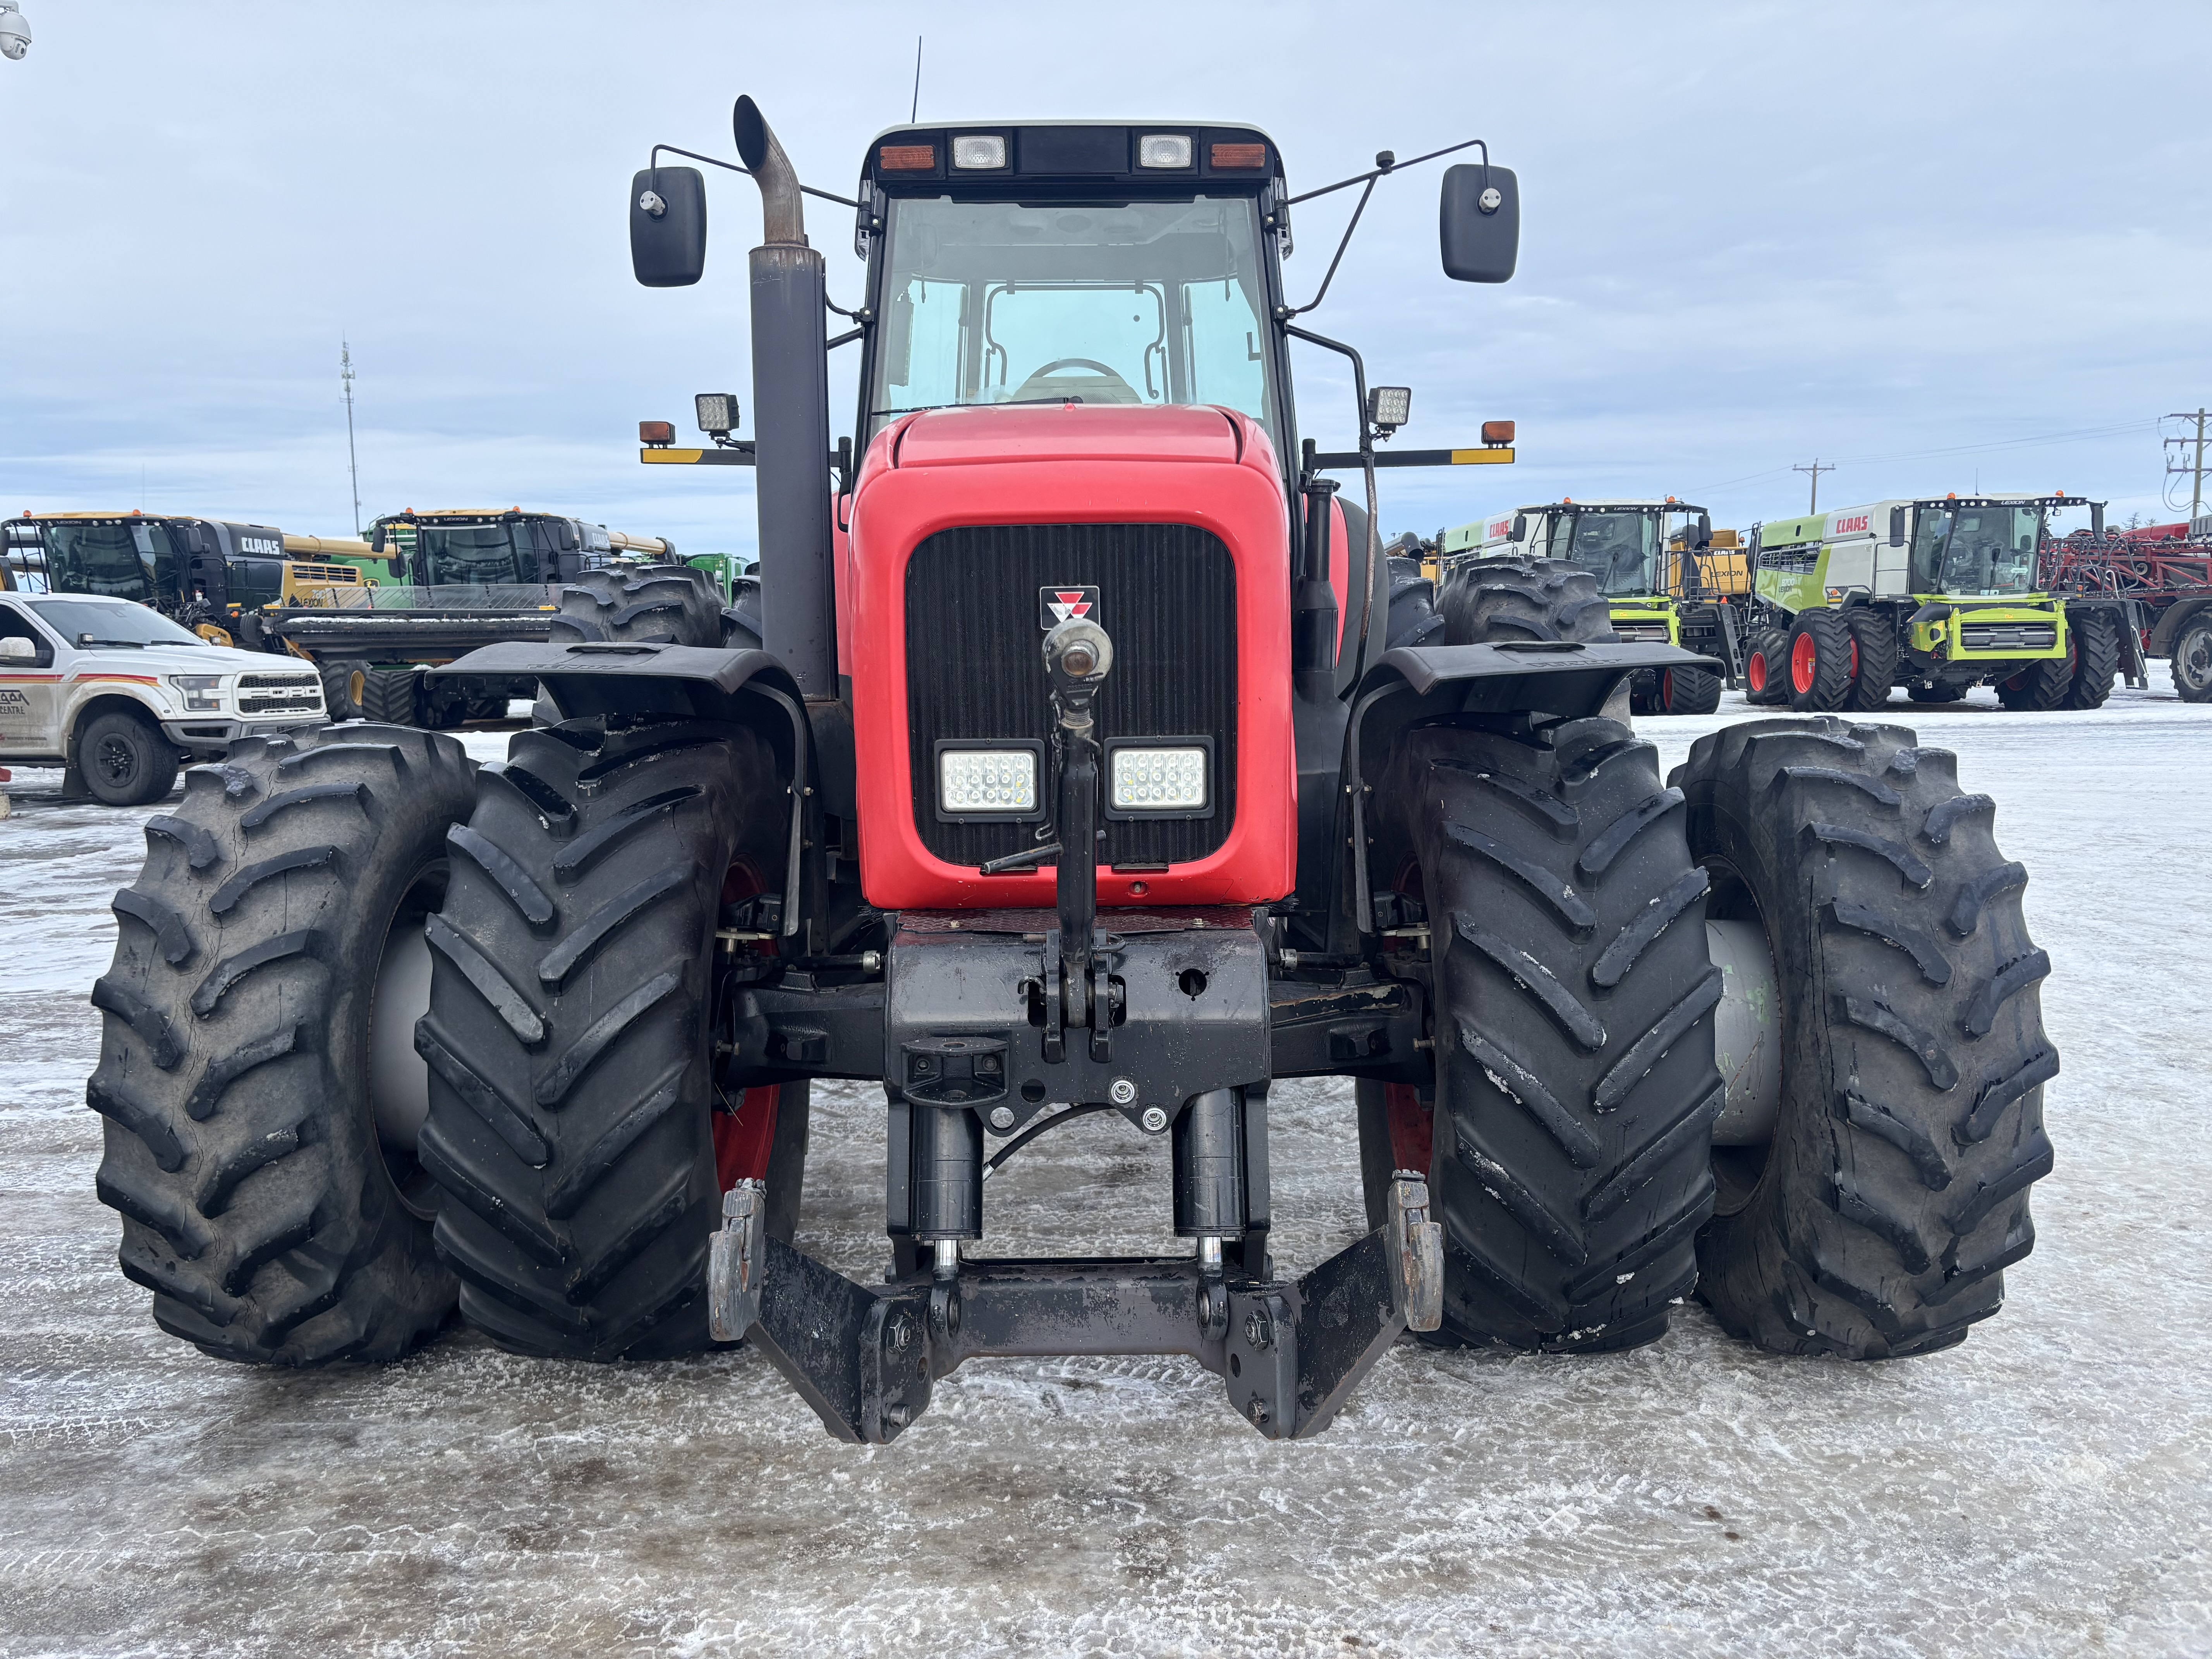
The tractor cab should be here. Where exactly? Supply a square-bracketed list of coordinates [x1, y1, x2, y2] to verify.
[855, 128, 1296, 470]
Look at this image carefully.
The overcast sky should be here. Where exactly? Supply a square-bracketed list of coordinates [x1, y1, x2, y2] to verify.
[3, 2, 2208, 556]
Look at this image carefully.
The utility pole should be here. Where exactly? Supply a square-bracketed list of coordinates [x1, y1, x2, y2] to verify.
[1793, 457, 1835, 515]
[2166, 408, 2208, 524]
[341, 339, 362, 538]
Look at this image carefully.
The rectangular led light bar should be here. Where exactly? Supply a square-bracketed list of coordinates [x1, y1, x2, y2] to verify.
[938, 745, 1040, 816]
[1109, 744, 1209, 813]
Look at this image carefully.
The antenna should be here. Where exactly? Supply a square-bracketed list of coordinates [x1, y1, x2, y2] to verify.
[340, 339, 362, 538]
[910, 35, 922, 123]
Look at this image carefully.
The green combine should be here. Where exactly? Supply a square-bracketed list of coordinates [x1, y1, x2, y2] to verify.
[1739, 493, 2122, 711]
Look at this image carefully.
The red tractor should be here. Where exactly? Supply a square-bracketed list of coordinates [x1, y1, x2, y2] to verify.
[85, 99, 2057, 1441]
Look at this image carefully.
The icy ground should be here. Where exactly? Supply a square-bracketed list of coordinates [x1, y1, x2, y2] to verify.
[2, 682, 2207, 1658]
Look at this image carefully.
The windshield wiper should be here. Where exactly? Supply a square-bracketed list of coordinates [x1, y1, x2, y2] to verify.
[869, 396, 1087, 417]
[74, 638, 153, 648]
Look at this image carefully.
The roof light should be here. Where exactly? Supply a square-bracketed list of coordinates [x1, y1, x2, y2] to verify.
[1210, 142, 1266, 169]
[879, 143, 935, 171]
[1481, 420, 1515, 445]
[1138, 133, 1192, 169]
[640, 421, 675, 446]
[951, 134, 1006, 169]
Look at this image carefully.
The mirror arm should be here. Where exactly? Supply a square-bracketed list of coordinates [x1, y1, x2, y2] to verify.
[649, 143, 861, 210]
[1285, 136, 1488, 207]
[1278, 174, 1377, 319]
[1285, 323, 1384, 660]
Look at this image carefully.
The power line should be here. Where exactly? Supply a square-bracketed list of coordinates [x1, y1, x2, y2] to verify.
[1686, 418, 2159, 497]
[1793, 458, 1834, 514]
[2165, 408, 2207, 522]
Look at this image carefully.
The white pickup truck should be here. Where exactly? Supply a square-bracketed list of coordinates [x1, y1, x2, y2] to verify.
[0, 591, 327, 805]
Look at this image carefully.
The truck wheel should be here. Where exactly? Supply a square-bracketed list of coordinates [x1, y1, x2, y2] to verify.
[553, 565, 722, 647]
[88, 724, 477, 1362]
[1371, 716, 1726, 1352]
[321, 663, 366, 723]
[1676, 716, 2054, 1357]
[1907, 683, 1966, 704]
[1743, 629, 1791, 706]
[1441, 556, 1616, 645]
[359, 667, 419, 726]
[2173, 613, 2212, 703]
[2059, 609, 2119, 710]
[75, 708, 180, 807]
[1660, 664, 1723, 714]
[1843, 610, 1898, 710]
[417, 714, 791, 1360]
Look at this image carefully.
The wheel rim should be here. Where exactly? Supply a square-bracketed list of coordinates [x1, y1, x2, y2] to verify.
[1848, 635, 1860, 680]
[1700, 858, 1785, 1217]
[2179, 630, 2212, 690]
[95, 733, 138, 785]
[1791, 631, 1817, 694]
[1661, 669, 1675, 709]
[1748, 649, 1767, 693]
[347, 667, 366, 711]
[366, 861, 447, 1219]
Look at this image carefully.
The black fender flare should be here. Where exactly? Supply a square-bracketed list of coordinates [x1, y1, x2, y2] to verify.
[430, 641, 817, 936]
[1315, 641, 1723, 950]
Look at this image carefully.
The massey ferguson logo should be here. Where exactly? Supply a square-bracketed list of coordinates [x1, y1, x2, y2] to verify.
[1039, 585, 1100, 629]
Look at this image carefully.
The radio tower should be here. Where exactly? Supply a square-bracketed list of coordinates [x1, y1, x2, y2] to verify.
[341, 339, 362, 537]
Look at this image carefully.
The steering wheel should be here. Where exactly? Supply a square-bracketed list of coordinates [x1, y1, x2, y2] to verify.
[1009, 357, 1142, 404]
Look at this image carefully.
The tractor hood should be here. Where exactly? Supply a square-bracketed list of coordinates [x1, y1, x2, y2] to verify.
[884, 403, 1261, 472]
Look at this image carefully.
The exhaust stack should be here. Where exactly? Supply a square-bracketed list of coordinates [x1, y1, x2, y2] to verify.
[735, 95, 835, 698]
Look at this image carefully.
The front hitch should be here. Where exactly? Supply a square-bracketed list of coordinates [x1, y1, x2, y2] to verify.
[1042, 616, 1112, 1047]
[708, 1168, 1445, 1443]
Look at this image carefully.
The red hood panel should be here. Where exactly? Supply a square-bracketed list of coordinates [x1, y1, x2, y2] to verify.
[893, 403, 1245, 469]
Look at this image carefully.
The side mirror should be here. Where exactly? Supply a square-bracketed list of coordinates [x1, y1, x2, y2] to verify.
[1510, 514, 1526, 540]
[2090, 503, 2106, 541]
[387, 558, 406, 579]
[0, 635, 33, 661]
[1439, 163, 1519, 283]
[631, 166, 708, 288]
[1695, 510, 1712, 550]
[1888, 505, 1907, 547]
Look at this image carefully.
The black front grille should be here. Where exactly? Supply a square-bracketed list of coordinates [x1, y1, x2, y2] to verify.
[1961, 623, 2057, 651]
[905, 524, 1237, 870]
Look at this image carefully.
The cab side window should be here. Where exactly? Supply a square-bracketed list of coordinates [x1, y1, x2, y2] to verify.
[0, 603, 55, 667]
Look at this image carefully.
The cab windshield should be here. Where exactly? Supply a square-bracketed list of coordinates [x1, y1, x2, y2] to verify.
[1911, 504, 2042, 597]
[1547, 510, 1661, 596]
[869, 194, 1278, 449]
[414, 522, 530, 585]
[24, 597, 204, 648]
[41, 520, 178, 605]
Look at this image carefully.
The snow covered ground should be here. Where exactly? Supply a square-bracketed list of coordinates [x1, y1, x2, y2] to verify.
[3, 679, 2208, 1657]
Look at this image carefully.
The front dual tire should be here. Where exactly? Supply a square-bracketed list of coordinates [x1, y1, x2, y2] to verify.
[1362, 711, 2053, 1362]
[90, 713, 801, 1367]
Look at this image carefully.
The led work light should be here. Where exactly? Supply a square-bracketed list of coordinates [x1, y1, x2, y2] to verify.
[951, 135, 1006, 170]
[1110, 745, 1208, 811]
[939, 748, 1038, 814]
[1139, 134, 1193, 169]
